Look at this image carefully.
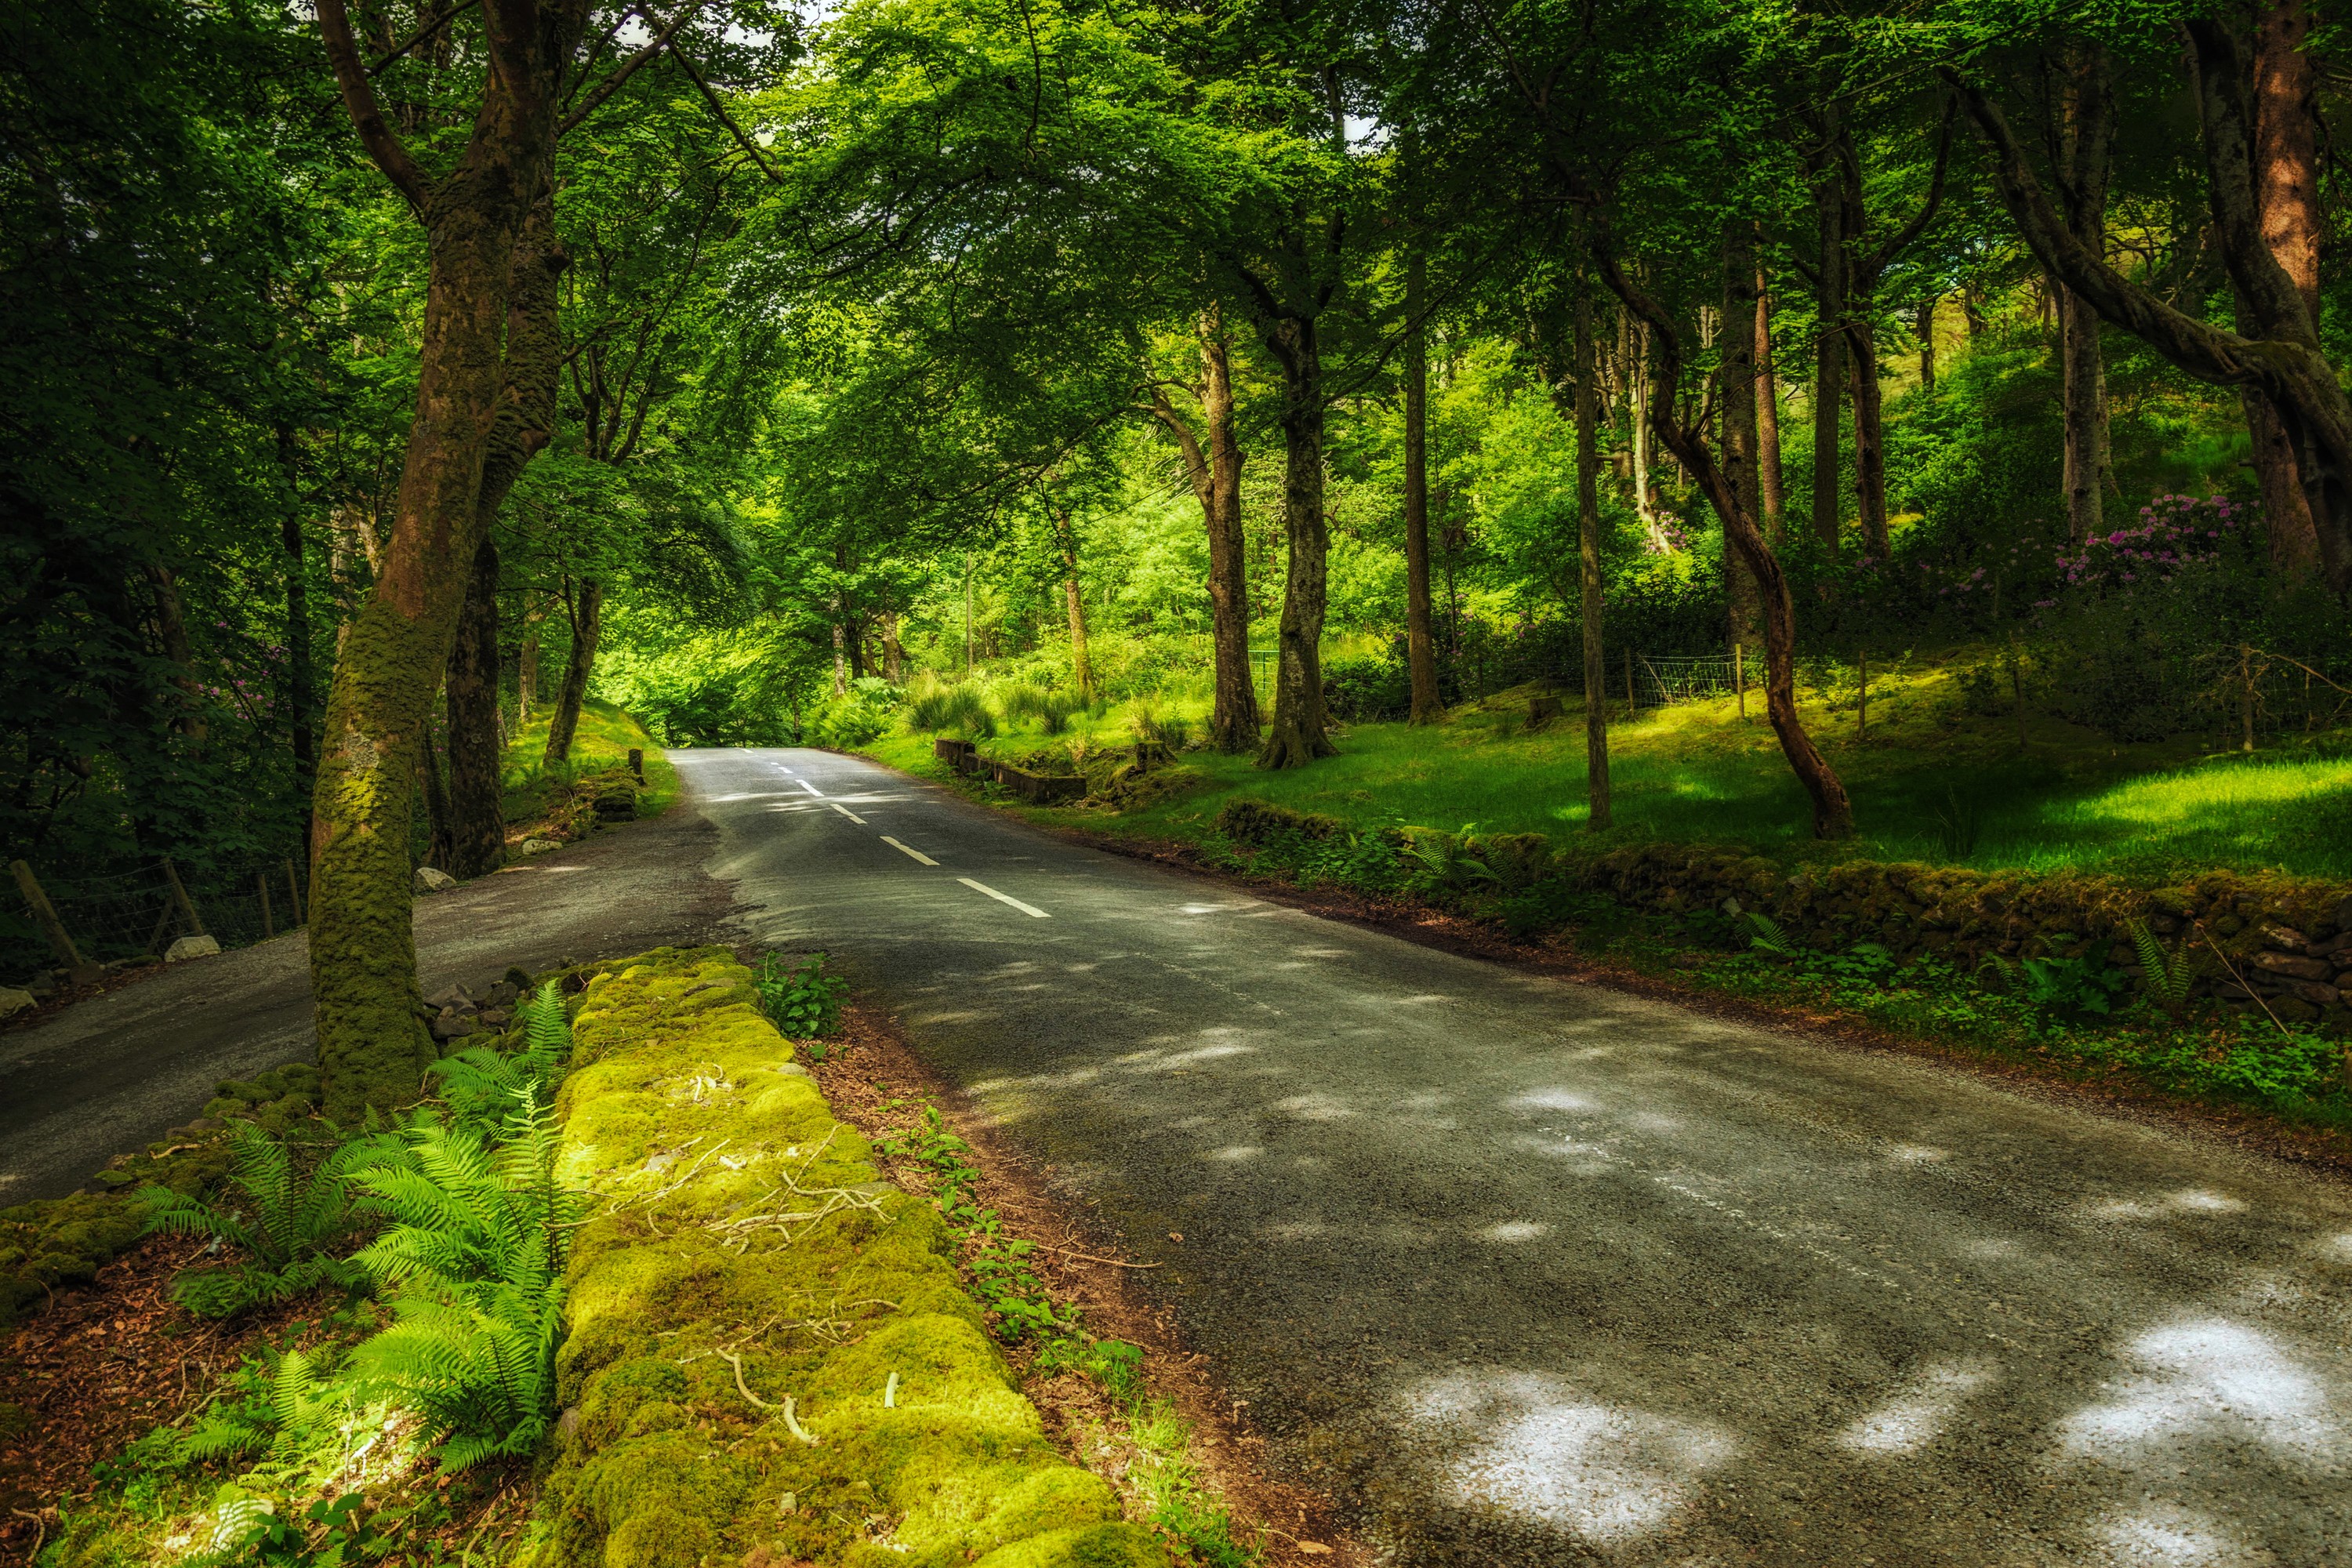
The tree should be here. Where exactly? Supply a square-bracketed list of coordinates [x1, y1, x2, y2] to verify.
[305, 0, 771, 1116]
[1949, 18, 2352, 592]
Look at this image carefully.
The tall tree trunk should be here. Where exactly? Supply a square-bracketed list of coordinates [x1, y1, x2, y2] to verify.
[1053, 509, 1091, 694]
[830, 615, 848, 698]
[1628, 321, 1657, 537]
[2248, 0, 2324, 574]
[1848, 318, 1891, 557]
[1810, 113, 1849, 553]
[1574, 288, 1610, 831]
[517, 604, 540, 724]
[1756, 270, 1786, 539]
[278, 435, 316, 832]
[1962, 286, 1987, 337]
[1916, 298, 1937, 390]
[881, 611, 905, 682]
[1723, 225, 1764, 648]
[2059, 42, 2114, 546]
[1149, 312, 1258, 750]
[443, 536, 505, 877]
[543, 577, 600, 764]
[1403, 245, 1444, 722]
[419, 694, 453, 871]
[144, 564, 208, 742]
[1595, 235, 1855, 839]
[307, 0, 587, 1119]
[1199, 320, 1257, 749]
[1255, 315, 1337, 769]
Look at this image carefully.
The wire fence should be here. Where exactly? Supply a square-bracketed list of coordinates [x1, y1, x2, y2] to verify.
[1632, 653, 1746, 710]
[5, 855, 310, 985]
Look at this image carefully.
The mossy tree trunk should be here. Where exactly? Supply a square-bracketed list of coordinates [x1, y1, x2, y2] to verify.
[1250, 311, 1337, 771]
[308, 0, 590, 1119]
[1146, 307, 1258, 751]
[1722, 227, 1763, 654]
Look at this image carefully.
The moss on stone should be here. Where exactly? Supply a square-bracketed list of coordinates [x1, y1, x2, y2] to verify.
[528, 947, 1165, 1568]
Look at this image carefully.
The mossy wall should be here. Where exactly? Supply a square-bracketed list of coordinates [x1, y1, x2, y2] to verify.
[1563, 843, 2352, 1029]
[528, 947, 1165, 1568]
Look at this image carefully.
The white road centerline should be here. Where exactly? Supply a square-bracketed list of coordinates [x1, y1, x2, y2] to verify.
[958, 877, 1050, 918]
[831, 802, 867, 825]
[881, 837, 938, 866]
[798, 780, 823, 798]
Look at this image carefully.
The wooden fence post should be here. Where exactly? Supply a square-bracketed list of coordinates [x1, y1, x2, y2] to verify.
[286, 858, 305, 926]
[1623, 648, 1635, 717]
[1734, 642, 1745, 720]
[11, 860, 98, 981]
[257, 873, 274, 939]
[159, 857, 208, 936]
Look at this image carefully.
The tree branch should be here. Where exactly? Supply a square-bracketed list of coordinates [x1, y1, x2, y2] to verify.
[368, 0, 481, 76]
[667, 45, 786, 183]
[559, 0, 715, 136]
[317, 0, 431, 214]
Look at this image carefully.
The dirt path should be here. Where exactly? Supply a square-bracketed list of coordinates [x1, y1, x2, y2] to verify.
[0, 805, 731, 1206]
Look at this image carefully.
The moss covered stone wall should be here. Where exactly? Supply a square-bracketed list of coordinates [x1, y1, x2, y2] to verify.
[530, 946, 1164, 1568]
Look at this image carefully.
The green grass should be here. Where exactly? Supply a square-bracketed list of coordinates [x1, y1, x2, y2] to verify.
[499, 697, 678, 829]
[868, 655, 2352, 883]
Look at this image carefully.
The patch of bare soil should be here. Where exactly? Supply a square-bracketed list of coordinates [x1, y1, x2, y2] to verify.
[1051, 827, 2352, 1183]
[805, 1001, 1370, 1568]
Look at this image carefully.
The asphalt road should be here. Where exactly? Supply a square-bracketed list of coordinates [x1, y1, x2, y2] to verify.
[0, 806, 728, 1206]
[695, 746, 2352, 1568]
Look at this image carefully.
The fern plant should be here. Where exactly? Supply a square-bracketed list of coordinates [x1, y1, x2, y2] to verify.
[140, 1125, 382, 1317]
[346, 1091, 581, 1471]
[1403, 824, 1499, 896]
[2127, 919, 2198, 1018]
[430, 979, 570, 1139]
[1744, 911, 1800, 958]
[172, 1343, 343, 1467]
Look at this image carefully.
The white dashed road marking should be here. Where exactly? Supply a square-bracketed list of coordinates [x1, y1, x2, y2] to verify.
[798, 780, 823, 798]
[958, 877, 1050, 918]
[831, 803, 867, 825]
[881, 837, 938, 866]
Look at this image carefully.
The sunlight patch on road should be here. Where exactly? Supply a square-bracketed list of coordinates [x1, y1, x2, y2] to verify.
[1887, 1144, 1947, 1164]
[2086, 1505, 2257, 1566]
[2316, 1233, 2352, 1264]
[1834, 1359, 1995, 1454]
[2081, 1189, 2249, 1221]
[1476, 1221, 1550, 1243]
[1203, 1145, 1262, 1163]
[2059, 1317, 2343, 1465]
[1272, 1093, 1354, 1121]
[1514, 1088, 1598, 1112]
[1396, 1370, 1733, 1544]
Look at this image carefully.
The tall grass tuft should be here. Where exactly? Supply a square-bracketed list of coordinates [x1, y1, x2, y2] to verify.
[905, 680, 995, 739]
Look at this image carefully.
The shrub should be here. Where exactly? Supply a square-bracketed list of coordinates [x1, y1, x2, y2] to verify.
[906, 681, 996, 739]
[1323, 654, 1411, 721]
[429, 978, 570, 1142]
[756, 949, 848, 1046]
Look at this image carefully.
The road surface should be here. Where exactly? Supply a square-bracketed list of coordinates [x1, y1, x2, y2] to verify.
[697, 746, 2352, 1568]
[0, 806, 728, 1206]
[10, 747, 2351, 1565]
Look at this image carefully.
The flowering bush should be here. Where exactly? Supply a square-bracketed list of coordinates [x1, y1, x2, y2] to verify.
[2051, 494, 2257, 593]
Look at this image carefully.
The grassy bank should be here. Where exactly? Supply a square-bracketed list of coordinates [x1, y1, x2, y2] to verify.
[499, 699, 678, 840]
[866, 649, 2352, 882]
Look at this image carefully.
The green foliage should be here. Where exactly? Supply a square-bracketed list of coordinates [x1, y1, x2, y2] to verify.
[1403, 826, 1500, 898]
[756, 951, 848, 1047]
[139, 1126, 380, 1319]
[877, 1102, 1076, 1344]
[903, 681, 997, 739]
[168, 1341, 343, 1469]
[347, 1094, 579, 1471]
[429, 980, 571, 1141]
[2129, 920, 2198, 1018]
[1744, 912, 1799, 958]
[2017, 953, 2131, 1017]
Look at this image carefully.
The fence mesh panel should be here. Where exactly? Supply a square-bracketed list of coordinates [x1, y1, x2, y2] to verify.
[6, 858, 309, 983]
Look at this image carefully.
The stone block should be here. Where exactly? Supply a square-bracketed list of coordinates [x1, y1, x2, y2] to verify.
[164, 935, 220, 964]
[2252, 950, 2333, 982]
[0, 988, 31, 1019]
[413, 866, 458, 893]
